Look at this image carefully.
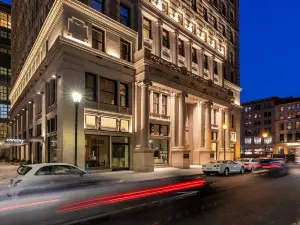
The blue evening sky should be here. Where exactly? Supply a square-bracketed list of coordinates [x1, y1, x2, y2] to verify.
[1, 0, 299, 103]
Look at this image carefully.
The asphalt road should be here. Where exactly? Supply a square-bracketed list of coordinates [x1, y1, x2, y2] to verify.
[87, 168, 300, 225]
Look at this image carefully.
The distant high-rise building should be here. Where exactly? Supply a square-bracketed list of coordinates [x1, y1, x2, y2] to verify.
[0, 1, 11, 158]
[9, 0, 241, 170]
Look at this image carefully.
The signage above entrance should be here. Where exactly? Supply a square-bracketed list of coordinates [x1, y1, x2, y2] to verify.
[6, 139, 25, 144]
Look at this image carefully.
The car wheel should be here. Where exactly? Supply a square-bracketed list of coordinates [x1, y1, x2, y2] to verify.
[240, 166, 245, 174]
[224, 168, 229, 176]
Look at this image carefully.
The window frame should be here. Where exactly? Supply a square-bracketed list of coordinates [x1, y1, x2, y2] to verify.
[162, 29, 170, 49]
[192, 47, 197, 63]
[178, 39, 185, 57]
[153, 92, 159, 114]
[92, 26, 105, 52]
[85, 73, 97, 102]
[120, 4, 130, 27]
[143, 18, 152, 39]
[120, 83, 128, 108]
[120, 39, 131, 62]
[100, 77, 117, 105]
[91, 0, 104, 13]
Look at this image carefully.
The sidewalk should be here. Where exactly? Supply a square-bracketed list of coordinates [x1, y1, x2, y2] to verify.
[0, 163, 19, 187]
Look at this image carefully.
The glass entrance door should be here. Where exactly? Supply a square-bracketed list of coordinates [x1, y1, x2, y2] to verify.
[112, 137, 129, 170]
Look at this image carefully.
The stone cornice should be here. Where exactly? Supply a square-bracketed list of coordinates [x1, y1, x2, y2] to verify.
[224, 80, 242, 92]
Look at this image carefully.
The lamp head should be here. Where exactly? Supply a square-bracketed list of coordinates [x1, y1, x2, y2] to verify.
[72, 92, 82, 103]
[222, 123, 227, 129]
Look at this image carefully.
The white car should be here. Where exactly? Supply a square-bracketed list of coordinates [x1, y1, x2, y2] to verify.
[7, 163, 90, 197]
[202, 160, 244, 176]
[237, 158, 261, 171]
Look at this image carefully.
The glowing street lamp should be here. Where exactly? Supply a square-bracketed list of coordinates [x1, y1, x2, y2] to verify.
[262, 132, 269, 157]
[72, 92, 82, 166]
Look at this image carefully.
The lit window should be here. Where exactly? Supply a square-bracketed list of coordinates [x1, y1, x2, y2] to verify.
[0, 67, 11, 77]
[143, 18, 152, 39]
[100, 77, 116, 105]
[245, 138, 251, 144]
[280, 106, 284, 112]
[162, 1, 168, 14]
[0, 104, 9, 118]
[0, 123, 7, 137]
[287, 121, 292, 130]
[264, 137, 272, 144]
[254, 137, 261, 144]
[0, 12, 10, 29]
[0, 86, 8, 100]
[279, 114, 284, 120]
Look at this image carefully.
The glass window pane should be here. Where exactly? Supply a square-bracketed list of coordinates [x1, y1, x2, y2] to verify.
[91, 0, 103, 12]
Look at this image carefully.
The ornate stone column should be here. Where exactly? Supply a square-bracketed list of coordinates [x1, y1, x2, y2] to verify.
[218, 108, 225, 160]
[218, 60, 224, 87]
[170, 93, 176, 147]
[204, 101, 212, 150]
[197, 47, 204, 77]
[224, 108, 231, 152]
[155, 19, 163, 57]
[133, 80, 154, 172]
[209, 55, 215, 80]
[187, 39, 193, 72]
[172, 30, 179, 65]
[171, 92, 190, 169]
[234, 111, 241, 160]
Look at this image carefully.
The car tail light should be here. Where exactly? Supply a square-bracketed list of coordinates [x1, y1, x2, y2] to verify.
[14, 180, 22, 187]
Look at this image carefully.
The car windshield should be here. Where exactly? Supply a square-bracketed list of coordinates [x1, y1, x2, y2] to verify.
[17, 166, 32, 175]
[239, 159, 250, 162]
[210, 160, 226, 163]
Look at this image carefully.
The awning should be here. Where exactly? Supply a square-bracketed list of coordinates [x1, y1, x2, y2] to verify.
[1, 137, 44, 147]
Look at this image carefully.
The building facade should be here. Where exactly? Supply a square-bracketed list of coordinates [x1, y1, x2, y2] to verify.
[241, 97, 277, 157]
[0, 2, 11, 158]
[275, 97, 300, 158]
[241, 96, 300, 160]
[9, 0, 241, 171]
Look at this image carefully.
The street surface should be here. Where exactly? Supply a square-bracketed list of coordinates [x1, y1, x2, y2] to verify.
[91, 168, 300, 225]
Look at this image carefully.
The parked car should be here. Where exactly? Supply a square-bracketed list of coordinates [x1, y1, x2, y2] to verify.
[237, 158, 261, 171]
[254, 158, 289, 177]
[202, 160, 245, 176]
[7, 163, 118, 197]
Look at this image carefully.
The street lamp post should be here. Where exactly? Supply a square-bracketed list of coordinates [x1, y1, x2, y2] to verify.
[72, 92, 82, 166]
[262, 132, 269, 157]
[222, 123, 227, 160]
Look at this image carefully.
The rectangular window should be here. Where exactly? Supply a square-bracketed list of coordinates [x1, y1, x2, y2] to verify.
[0, 85, 7, 100]
[213, 109, 217, 125]
[192, 0, 197, 11]
[280, 123, 284, 131]
[0, 67, 11, 77]
[100, 77, 116, 105]
[213, 61, 218, 75]
[120, 83, 128, 107]
[153, 93, 159, 114]
[47, 79, 57, 107]
[231, 115, 234, 128]
[0, 12, 10, 29]
[213, 16, 217, 29]
[91, 0, 104, 13]
[296, 133, 300, 141]
[204, 55, 209, 70]
[162, 95, 167, 115]
[0, 123, 7, 137]
[178, 39, 185, 56]
[162, 29, 170, 48]
[120, 4, 130, 27]
[162, 1, 168, 14]
[120, 40, 131, 62]
[203, 8, 208, 21]
[245, 138, 252, 144]
[192, 48, 197, 63]
[143, 18, 152, 39]
[85, 73, 97, 101]
[229, 52, 233, 64]
[230, 11, 234, 23]
[222, 24, 226, 36]
[92, 27, 104, 52]
[0, 104, 8, 118]
[254, 137, 261, 144]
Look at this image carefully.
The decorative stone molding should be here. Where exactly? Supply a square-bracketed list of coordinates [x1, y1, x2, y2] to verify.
[47, 103, 57, 114]
[99, 103, 118, 112]
[150, 112, 170, 120]
[36, 112, 42, 121]
[144, 38, 153, 50]
[138, 79, 153, 87]
[85, 100, 98, 109]
[178, 55, 185, 65]
[177, 92, 188, 98]
[67, 17, 88, 43]
[162, 46, 171, 58]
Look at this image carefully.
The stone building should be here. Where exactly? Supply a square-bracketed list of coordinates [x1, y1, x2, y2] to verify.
[9, 0, 241, 171]
[0, 2, 11, 158]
